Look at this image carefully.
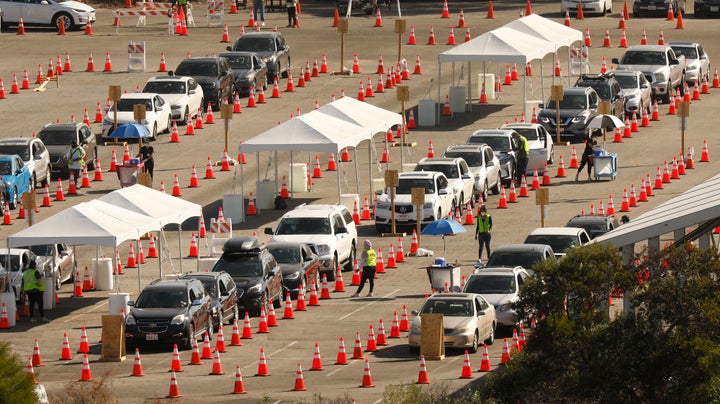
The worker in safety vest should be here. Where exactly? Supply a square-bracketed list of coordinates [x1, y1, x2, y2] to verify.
[475, 205, 493, 263]
[351, 240, 376, 297]
[512, 132, 529, 185]
[23, 261, 49, 322]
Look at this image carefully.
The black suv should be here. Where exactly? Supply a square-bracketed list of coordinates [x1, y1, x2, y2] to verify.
[537, 86, 600, 142]
[227, 32, 291, 82]
[574, 73, 624, 119]
[125, 278, 214, 350]
[180, 271, 239, 331]
[211, 237, 284, 317]
[172, 57, 235, 111]
[36, 123, 97, 179]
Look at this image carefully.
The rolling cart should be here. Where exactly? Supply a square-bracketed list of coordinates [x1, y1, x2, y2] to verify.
[593, 147, 617, 181]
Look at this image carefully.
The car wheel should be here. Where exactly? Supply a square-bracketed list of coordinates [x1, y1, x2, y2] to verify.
[228, 304, 239, 325]
[86, 150, 96, 170]
[55, 272, 62, 291]
[183, 323, 195, 350]
[32, 173, 38, 190]
[344, 242, 356, 271]
[485, 323, 496, 345]
[548, 146, 554, 164]
[53, 12, 73, 31]
[327, 255, 338, 281]
[469, 330, 479, 354]
[272, 288, 283, 309]
[481, 182, 489, 201]
[207, 317, 215, 338]
[183, 107, 190, 126]
[8, 188, 17, 210]
[42, 167, 50, 187]
[409, 345, 420, 354]
[163, 116, 172, 133]
[150, 123, 157, 141]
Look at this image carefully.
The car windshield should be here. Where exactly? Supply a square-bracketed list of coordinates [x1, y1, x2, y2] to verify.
[578, 83, 609, 100]
[0, 162, 13, 175]
[26, 245, 53, 256]
[525, 235, 578, 254]
[465, 275, 516, 294]
[116, 99, 153, 112]
[135, 289, 188, 308]
[421, 299, 473, 317]
[487, 251, 543, 268]
[396, 178, 435, 194]
[415, 164, 458, 179]
[214, 256, 263, 277]
[198, 279, 218, 298]
[37, 130, 76, 146]
[175, 62, 218, 77]
[0, 145, 29, 161]
[547, 94, 587, 110]
[510, 128, 539, 141]
[671, 46, 697, 59]
[444, 151, 481, 166]
[234, 37, 274, 52]
[268, 247, 300, 264]
[0, 255, 21, 272]
[467, 136, 511, 152]
[143, 81, 186, 94]
[615, 74, 638, 89]
[276, 218, 331, 235]
[223, 55, 251, 69]
[621, 51, 666, 65]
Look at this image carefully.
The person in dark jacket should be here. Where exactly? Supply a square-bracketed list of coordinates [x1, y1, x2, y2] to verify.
[576, 138, 597, 182]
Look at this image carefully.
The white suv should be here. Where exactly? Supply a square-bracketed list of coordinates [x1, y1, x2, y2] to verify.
[501, 123, 554, 176]
[463, 266, 532, 328]
[0, 137, 51, 188]
[265, 204, 357, 281]
[414, 157, 475, 210]
[374, 171, 455, 234]
[524, 227, 591, 258]
[443, 144, 501, 202]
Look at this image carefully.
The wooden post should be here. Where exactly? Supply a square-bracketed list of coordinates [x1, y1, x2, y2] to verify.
[381, 170, 405, 237]
[678, 101, 690, 157]
[333, 19, 350, 75]
[106, 85, 125, 146]
[535, 188, 549, 228]
[394, 19, 406, 63]
[551, 85, 564, 145]
[221, 103, 233, 154]
[412, 187, 425, 247]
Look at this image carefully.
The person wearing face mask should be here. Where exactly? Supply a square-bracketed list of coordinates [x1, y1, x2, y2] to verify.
[351, 239, 376, 297]
[474, 206, 492, 263]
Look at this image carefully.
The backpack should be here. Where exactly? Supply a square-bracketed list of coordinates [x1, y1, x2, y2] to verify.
[274, 195, 287, 210]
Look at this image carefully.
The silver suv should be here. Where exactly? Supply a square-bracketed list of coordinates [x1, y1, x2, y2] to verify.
[463, 266, 532, 328]
[0, 137, 51, 188]
[414, 157, 475, 210]
[265, 204, 357, 281]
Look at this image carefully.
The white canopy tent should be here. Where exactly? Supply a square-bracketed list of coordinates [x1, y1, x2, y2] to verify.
[239, 109, 378, 203]
[504, 14, 583, 50]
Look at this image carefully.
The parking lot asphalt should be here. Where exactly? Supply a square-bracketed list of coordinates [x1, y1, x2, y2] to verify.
[0, 0, 718, 401]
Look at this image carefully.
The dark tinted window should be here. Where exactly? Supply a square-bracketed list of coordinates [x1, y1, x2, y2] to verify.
[37, 129, 76, 146]
[136, 289, 188, 308]
[143, 81, 186, 94]
[0, 145, 29, 161]
[214, 254, 264, 277]
[465, 275, 516, 294]
[487, 251, 543, 268]
[176, 61, 218, 77]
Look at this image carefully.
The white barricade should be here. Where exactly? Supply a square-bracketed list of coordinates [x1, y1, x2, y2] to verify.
[209, 217, 232, 256]
[127, 41, 146, 72]
[569, 46, 590, 76]
[207, 0, 224, 27]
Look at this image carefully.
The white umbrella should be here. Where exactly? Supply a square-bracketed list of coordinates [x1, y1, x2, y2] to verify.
[586, 114, 625, 130]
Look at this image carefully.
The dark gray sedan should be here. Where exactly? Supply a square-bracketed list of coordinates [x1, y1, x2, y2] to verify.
[219, 51, 268, 96]
[267, 242, 319, 299]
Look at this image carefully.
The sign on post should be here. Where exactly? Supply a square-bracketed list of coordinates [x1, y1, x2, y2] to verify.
[551, 85, 564, 145]
[420, 313, 445, 360]
[678, 101, 690, 156]
[535, 188, 549, 227]
[127, 41, 146, 72]
[206, 0, 224, 27]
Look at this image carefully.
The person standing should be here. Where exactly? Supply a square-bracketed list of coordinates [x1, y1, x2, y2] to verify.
[253, 0, 265, 26]
[286, 0, 298, 28]
[65, 141, 85, 187]
[170, 0, 189, 28]
[474, 206, 492, 262]
[23, 261, 48, 323]
[512, 131, 529, 185]
[351, 240, 376, 297]
[137, 143, 155, 179]
[576, 138, 596, 182]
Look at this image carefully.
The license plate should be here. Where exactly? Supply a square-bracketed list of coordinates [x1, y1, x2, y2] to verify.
[396, 214, 410, 222]
[647, 5, 656, 10]
[712, 6, 719, 11]
[146, 333, 158, 341]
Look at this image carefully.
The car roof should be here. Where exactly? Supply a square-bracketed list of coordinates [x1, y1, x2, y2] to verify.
[398, 171, 441, 179]
[0, 248, 33, 255]
[527, 227, 586, 236]
[667, 42, 698, 47]
[470, 129, 516, 137]
[180, 271, 225, 280]
[0, 154, 21, 161]
[40, 122, 86, 130]
[120, 93, 158, 100]
[267, 241, 307, 249]
[222, 236, 264, 252]
[564, 86, 594, 95]
[625, 45, 670, 52]
[416, 157, 462, 165]
[501, 123, 543, 130]
[236, 32, 282, 38]
[566, 215, 615, 224]
[492, 243, 554, 253]
[145, 279, 195, 289]
[445, 144, 487, 152]
[146, 75, 192, 82]
[426, 292, 478, 301]
[612, 69, 642, 76]
[219, 51, 260, 57]
[0, 138, 37, 146]
[179, 57, 224, 63]
[468, 266, 526, 276]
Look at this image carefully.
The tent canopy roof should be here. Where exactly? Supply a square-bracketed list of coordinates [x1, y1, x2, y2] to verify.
[504, 14, 583, 50]
[97, 184, 201, 226]
[595, 173, 720, 248]
[438, 26, 557, 64]
[240, 109, 373, 154]
[316, 97, 403, 137]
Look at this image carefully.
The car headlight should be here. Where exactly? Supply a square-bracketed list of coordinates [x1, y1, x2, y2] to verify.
[539, 116, 550, 123]
[423, 202, 434, 208]
[103, 117, 113, 125]
[655, 72, 665, 82]
[247, 283, 262, 294]
[285, 271, 300, 280]
[498, 303, 513, 312]
[125, 314, 136, 325]
[171, 314, 186, 325]
[317, 245, 331, 255]
[625, 93, 637, 99]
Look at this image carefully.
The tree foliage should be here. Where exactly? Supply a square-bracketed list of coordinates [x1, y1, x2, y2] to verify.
[482, 243, 720, 403]
[0, 341, 40, 404]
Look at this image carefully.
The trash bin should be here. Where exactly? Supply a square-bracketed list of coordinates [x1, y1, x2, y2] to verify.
[418, 99, 437, 126]
[117, 162, 144, 188]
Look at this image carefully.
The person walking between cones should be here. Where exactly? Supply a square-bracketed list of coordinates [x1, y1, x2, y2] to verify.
[286, 0, 298, 28]
[65, 141, 85, 187]
[512, 132, 529, 185]
[474, 206, 492, 263]
[254, 0, 266, 26]
[137, 144, 155, 179]
[576, 137, 596, 182]
[351, 240, 376, 297]
[24, 261, 49, 322]
[170, 0, 189, 28]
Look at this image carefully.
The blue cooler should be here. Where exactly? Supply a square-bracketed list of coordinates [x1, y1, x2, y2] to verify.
[128, 158, 141, 165]
[434, 258, 446, 267]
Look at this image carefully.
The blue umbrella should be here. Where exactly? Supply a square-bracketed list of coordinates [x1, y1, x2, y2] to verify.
[421, 218, 467, 260]
[111, 123, 151, 139]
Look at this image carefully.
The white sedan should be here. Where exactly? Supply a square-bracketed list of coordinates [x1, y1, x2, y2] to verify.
[141, 76, 205, 125]
[502, 123, 554, 176]
[102, 93, 172, 141]
[0, 0, 95, 31]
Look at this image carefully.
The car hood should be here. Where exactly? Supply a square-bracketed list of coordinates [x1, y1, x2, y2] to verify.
[253, 51, 276, 60]
[231, 276, 263, 289]
[538, 108, 587, 119]
[130, 307, 186, 319]
[618, 88, 642, 98]
[155, 93, 188, 106]
[191, 76, 221, 86]
[378, 193, 437, 205]
[61, 1, 94, 12]
[480, 293, 516, 307]
[442, 316, 474, 330]
[231, 68, 253, 79]
[616, 65, 664, 74]
[271, 234, 334, 247]
[106, 110, 158, 123]
[279, 263, 303, 276]
[45, 145, 71, 159]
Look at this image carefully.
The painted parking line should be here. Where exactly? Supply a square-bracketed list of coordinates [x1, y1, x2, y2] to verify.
[63, 299, 109, 323]
[337, 289, 401, 321]
[240, 340, 298, 372]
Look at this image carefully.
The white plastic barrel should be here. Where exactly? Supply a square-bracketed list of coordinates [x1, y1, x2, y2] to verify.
[1, 292, 17, 326]
[417, 99, 437, 126]
[256, 179, 276, 210]
[288, 163, 308, 192]
[108, 293, 130, 316]
[449, 86, 466, 113]
[93, 257, 114, 291]
[478, 73, 496, 101]
[222, 194, 244, 224]
[42, 279, 55, 311]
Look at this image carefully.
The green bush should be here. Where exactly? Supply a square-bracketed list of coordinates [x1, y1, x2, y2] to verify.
[0, 341, 40, 404]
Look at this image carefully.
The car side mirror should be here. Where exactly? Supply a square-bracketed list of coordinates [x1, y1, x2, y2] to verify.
[221, 290, 229, 296]
[486, 161, 495, 167]
[478, 311, 486, 316]
[226, 46, 232, 51]
[611, 58, 619, 64]
[189, 89, 195, 95]
[336, 227, 348, 234]
[375, 189, 384, 195]
[34, 155, 42, 160]
[462, 173, 471, 179]
[127, 301, 135, 306]
[15, 169, 22, 175]
[264, 227, 274, 235]
[167, 70, 174, 76]
[411, 310, 419, 316]
[191, 299, 202, 306]
[670, 59, 680, 65]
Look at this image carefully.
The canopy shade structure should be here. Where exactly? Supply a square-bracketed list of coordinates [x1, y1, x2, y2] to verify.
[239, 110, 373, 154]
[316, 96, 403, 136]
[8, 200, 160, 248]
[438, 26, 557, 65]
[97, 184, 202, 226]
[594, 173, 720, 249]
[504, 14, 583, 50]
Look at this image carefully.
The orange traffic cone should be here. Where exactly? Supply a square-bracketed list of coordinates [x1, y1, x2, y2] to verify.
[246, 192, 257, 215]
[310, 342, 324, 370]
[701, 139, 710, 162]
[170, 344, 183, 372]
[282, 293, 295, 319]
[255, 347, 270, 376]
[352, 331, 364, 359]
[320, 274, 331, 299]
[487, 0, 495, 18]
[360, 359, 375, 387]
[336, 336, 349, 364]
[79, 353, 92, 381]
[232, 366, 247, 394]
[131, 348, 145, 376]
[209, 349, 224, 375]
[427, 27, 437, 45]
[59, 332, 72, 360]
[189, 338, 203, 365]
[166, 370, 182, 398]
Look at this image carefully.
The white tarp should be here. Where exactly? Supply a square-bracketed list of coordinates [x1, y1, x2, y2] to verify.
[239, 110, 373, 154]
[316, 97, 403, 136]
[438, 26, 557, 64]
[97, 184, 201, 226]
[504, 14, 583, 50]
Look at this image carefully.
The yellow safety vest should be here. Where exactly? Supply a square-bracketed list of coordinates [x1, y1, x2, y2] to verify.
[365, 249, 376, 267]
[23, 269, 44, 292]
[476, 214, 491, 234]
